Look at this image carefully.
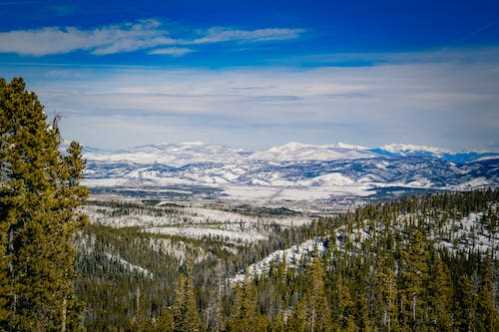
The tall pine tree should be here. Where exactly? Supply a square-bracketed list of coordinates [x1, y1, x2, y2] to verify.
[173, 274, 202, 332]
[304, 257, 333, 332]
[399, 229, 429, 330]
[477, 255, 496, 332]
[0, 77, 88, 331]
[430, 256, 453, 331]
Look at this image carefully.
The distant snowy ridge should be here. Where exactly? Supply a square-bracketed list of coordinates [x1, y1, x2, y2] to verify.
[380, 143, 449, 155]
[82, 141, 499, 202]
[84, 141, 498, 165]
[86, 142, 249, 166]
[250, 142, 374, 162]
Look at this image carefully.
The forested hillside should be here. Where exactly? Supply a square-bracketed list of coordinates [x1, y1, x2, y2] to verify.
[77, 190, 499, 331]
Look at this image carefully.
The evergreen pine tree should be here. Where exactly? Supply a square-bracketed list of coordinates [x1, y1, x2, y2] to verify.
[288, 299, 306, 332]
[173, 274, 202, 332]
[0, 77, 88, 331]
[456, 274, 477, 332]
[227, 280, 261, 332]
[156, 307, 174, 332]
[375, 256, 398, 332]
[477, 255, 497, 332]
[399, 229, 429, 330]
[241, 282, 260, 332]
[270, 312, 285, 332]
[345, 315, 357, 332]
[334, 273, 353, 330]
[430, 256, 452, 331]
[304, 258, 333, 332]
[227, 284, 244, 332]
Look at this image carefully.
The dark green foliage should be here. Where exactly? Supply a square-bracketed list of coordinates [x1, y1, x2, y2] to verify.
[133, 189, 497, 332]
[398, 229, 430, 329]
[0, 77, 88, 330]
[429, 256, 453, 331]
[173, 274, 202, 332]
[477, 255, 497, 331]
[75, 199, 332, 330]
[303, 257, 333, 331]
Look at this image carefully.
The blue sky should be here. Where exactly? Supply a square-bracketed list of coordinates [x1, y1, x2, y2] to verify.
[1, 0, 499, 150]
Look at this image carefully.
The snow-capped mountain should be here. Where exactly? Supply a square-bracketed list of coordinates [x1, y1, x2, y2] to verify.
[82, 142, 499, 202]
[378, 143, 449, 156]
[86, 141, 249, 166]
[250, 142, 374, 162]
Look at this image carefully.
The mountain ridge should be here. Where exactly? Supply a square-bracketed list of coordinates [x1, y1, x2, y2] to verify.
[82, 141, 499, 164]
[81, 141, 499, 203]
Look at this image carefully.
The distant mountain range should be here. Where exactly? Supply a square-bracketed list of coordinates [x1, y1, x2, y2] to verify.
[81, 142, 499, 202]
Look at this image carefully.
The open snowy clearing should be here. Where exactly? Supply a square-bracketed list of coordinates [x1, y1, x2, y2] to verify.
[143, 226, 267, 244]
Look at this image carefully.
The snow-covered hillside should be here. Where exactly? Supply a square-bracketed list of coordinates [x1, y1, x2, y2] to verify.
[232, 203, 499, 282]
[379, 143, 449, 156]
[250, 142, 374, 162]
[231, 238, 326, 283]
[82, 142, 499, 202]
[86, 202, 313, 248]
[86, 142, 249, 166]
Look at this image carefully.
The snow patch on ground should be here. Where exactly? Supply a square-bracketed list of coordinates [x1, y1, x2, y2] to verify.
[144, 227, 267, 244]
[449, 177, 491, 190]
[104, 253, 153, 279]
[231, 238, 326, 283]
[147, 237, 207, 263]
[432, 211, 498, 256]
[231, 207, 498, 282]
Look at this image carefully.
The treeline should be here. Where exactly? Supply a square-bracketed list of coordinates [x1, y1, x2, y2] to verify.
[94, 189, 498, 331]
[75, 208, 336, 330]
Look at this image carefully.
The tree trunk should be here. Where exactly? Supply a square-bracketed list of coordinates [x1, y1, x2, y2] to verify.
[412, 294, 416, 321]
[61, 298, 67, 332]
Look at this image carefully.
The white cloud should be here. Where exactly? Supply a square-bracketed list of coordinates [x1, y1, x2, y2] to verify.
[92, 36, 177, 55]
[0, 19, 304, 56]
[148, 47, 195, 57]
[0, 19, 175, 56]
[189, 27, 305, 44]
[11, 48, 498, 150]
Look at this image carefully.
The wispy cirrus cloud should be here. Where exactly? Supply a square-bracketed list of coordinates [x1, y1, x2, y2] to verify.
[148, 47, 195, 57]
[189, 27, 305, 44]
[0, 19, 174, 56]
[0, 19, 305, 56]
